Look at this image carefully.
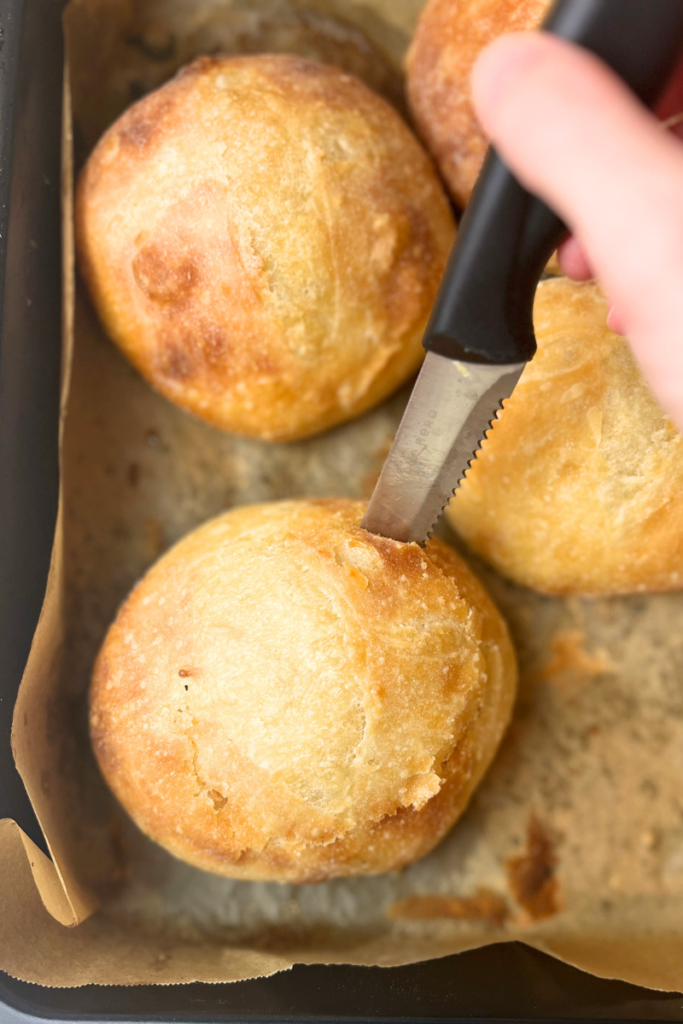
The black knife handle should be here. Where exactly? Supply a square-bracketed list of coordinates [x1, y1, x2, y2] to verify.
[424, 0, 683, 367]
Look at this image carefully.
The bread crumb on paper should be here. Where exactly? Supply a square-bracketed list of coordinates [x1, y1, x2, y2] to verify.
[541, 629, 614, 685]
[388, 887, 509, 928]
[507, 815, 562, 922]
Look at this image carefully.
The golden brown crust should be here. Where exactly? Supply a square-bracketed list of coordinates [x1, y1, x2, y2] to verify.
[90, 498, 516, 882]
[76, 54, 455, 441]
[448, 279, 683, 596]
[406, 0, 551, 207]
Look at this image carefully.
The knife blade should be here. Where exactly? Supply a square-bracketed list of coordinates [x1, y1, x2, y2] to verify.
[362, 353, 523, 544]
[360, 135, 558, 544]
[361, 0, 683, 545]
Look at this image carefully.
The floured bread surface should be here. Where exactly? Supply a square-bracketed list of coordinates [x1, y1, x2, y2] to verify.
[448, 279, 683, 596]
[75, 54, 455, 441]
[406, 0, 550, 207]
[90, 498, 516, 882]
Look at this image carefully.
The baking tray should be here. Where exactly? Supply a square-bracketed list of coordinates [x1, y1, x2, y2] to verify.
[2, 0, 683, 1019]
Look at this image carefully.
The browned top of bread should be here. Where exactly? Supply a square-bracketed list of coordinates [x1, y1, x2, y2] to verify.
[76, 54, 455, 440]
[406, 0, 550, 207]
[448, 279, 683, 595]
[90, 499, 516, 882]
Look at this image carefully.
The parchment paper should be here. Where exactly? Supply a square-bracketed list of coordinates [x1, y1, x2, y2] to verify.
[3, 0, 683, 991]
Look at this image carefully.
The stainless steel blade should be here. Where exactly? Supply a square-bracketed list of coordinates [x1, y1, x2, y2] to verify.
[361, 351, 524, 544]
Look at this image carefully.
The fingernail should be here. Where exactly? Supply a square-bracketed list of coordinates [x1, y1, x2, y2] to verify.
[607, 305, 625, 335]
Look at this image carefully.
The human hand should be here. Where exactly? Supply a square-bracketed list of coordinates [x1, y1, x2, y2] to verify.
[472, 32, 683, 428]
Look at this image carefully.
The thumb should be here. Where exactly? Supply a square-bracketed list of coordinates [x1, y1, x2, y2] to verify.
[472, 32, 683, 428]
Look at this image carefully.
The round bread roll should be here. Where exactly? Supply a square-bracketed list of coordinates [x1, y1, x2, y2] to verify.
[90, 498, 516, 882]
[406, 0, 551, 207]
[76, 55, 455, 441]
[447, 279, 683, 596]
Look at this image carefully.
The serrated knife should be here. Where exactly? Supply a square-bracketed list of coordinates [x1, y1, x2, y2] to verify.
[362, 0, 683, 544]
